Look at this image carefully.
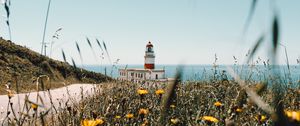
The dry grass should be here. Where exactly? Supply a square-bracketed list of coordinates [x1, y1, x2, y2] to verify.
[3, 78, 299, 125]
[67, 81, 295, 125]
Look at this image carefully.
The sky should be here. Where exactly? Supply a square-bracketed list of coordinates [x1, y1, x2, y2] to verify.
[0, 0, 299, 65]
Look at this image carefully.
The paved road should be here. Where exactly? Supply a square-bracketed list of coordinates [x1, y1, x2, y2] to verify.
[0, 84, 97, 123]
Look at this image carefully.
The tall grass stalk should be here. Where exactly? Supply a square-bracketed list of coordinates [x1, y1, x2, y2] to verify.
[75, 41, 84, 68]
[160, 66, 182, 125]
[86, 37, 99, 63]
[227, 67, 274, 114]
[3, 0, 12, 40]
[41, 0, 52, 55]
[49, 28, 62, 58]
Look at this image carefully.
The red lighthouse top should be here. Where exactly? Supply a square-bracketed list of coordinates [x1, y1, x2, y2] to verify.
[146, 41, 154, 53]
[146, 41, 153, 48]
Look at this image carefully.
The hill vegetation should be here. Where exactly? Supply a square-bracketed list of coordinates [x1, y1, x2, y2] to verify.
[0, 38, 111, 94]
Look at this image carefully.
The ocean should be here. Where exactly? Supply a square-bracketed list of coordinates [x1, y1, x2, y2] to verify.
[83, 64, 300, 84]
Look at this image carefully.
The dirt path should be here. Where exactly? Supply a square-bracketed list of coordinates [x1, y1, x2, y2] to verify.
[0, 84, 98, 123]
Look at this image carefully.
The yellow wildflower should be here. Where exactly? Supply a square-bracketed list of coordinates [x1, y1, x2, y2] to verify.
[255, 115, 267, 122]
[115, 115, 121, 119]
[137, 89, 148, 95]
[214, 101, 222, 107]
[260, 115, 267, 122]
[236, 108, 242, 113]
[170, 118, 180, 124]
[125, 113, 134, 119]
[155, 89, 165, 95]
[95, 119, 104, 125]
[81, 119, 104, 126]
[285, 110, 300, 122]
[139, 108, 149, 115]
[141, 120, 149, 126]
[7, 90, 14, 98]
[31, 103, 38, 110]
[202, 116, 219, 123]
[170, 104, 176, 108]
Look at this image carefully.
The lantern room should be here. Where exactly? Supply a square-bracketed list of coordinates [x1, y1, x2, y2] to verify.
[144, 41, 155, 69]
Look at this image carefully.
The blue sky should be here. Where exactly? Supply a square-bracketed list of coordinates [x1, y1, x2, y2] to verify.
[0, 0, 299, 65]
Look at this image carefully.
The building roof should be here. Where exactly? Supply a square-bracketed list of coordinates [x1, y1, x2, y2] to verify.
[119, 68, 165, 72]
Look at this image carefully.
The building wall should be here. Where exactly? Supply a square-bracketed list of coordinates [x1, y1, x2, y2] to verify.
[119, 70, 148, 81]
[150, 71, 165, 80]
[118, 70, 126, 80]
[118, 69, 165, 82]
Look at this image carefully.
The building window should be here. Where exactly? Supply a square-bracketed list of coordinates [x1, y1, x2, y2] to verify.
[131, 73, 134, 77]
[141, 74, 143, 78]
[155, 74, 158, 79]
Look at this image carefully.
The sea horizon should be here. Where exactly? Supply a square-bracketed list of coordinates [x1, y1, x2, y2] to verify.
[83, 64, 300, 84]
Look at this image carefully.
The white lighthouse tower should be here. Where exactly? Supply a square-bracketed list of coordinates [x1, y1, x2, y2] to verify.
[144, 41, 155, 69]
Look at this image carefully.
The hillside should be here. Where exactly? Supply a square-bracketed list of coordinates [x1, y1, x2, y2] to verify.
[0, 38, 111, 94]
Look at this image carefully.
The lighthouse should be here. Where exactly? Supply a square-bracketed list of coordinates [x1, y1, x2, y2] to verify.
[144, 41, 155, 69]
[118, 41, 167, 83]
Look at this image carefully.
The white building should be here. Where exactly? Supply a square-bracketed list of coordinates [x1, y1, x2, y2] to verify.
[118, 42, 167, 83]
